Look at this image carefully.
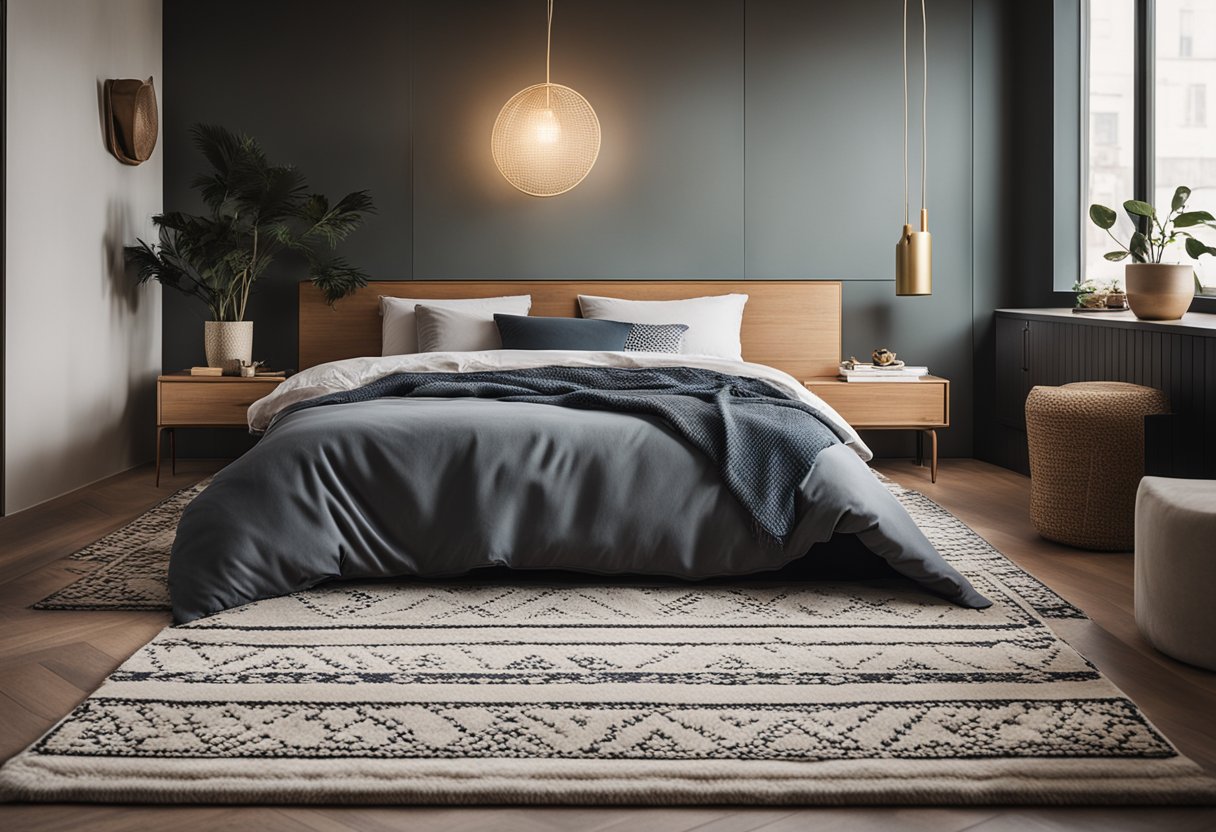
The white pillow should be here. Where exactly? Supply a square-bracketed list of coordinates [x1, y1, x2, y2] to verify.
[380, 295, 531, 355]
[414, 304, 504, 353]
[577, 294, 748, 360]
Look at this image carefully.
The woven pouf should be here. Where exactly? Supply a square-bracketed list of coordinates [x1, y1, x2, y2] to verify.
[1135, 477, 1216, 670]
[1025, 381, 1168, 550]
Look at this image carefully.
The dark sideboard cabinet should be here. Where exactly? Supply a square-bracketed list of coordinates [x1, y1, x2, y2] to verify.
[987, 309, 1216, 478]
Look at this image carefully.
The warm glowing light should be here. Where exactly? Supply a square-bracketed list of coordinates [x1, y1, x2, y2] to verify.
[492, 83, 600, 197]
[535, 108, 561, 144]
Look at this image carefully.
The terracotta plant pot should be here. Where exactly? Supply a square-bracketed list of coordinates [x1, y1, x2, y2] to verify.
[204, 320, 253, 374]
[1124, 263, 1194, 321]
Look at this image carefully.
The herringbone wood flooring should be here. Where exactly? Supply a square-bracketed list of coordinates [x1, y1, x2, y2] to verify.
[0, 458, 1213, 831]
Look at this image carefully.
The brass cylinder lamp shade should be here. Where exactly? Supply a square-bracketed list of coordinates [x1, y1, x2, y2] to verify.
[492, 0, 601, 197]
[896, 208, 933, 296]
[896, 0, 932, 296]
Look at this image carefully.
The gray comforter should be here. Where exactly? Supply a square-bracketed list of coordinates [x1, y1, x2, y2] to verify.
[170, 369, 990, 622]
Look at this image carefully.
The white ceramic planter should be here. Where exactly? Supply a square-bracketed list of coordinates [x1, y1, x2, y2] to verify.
[204, 320, 253, 374]
[1124, 263, 1194, 321]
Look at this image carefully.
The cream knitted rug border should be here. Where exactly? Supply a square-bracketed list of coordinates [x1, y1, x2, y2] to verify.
[6, 478, 1215, 805]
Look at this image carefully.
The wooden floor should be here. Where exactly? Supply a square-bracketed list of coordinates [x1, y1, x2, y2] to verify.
[0, 458, 1213, 831]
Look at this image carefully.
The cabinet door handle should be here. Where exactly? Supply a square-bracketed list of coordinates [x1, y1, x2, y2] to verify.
[1021, 325, 1030, 372]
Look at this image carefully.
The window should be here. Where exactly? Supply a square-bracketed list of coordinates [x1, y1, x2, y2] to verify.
[1179, 8, 1193, 58]
[1083, 0, 1216, 292]
[1083, 0, 1135, 287]
[1093, 112, 1120, 144]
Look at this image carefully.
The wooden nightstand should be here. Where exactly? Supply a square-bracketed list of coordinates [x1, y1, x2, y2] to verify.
[156, 373, 285, 486]
[804, 376, 950, 482]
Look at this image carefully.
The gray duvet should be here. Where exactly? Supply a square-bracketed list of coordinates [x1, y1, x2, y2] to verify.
[170, 388, 990, 623]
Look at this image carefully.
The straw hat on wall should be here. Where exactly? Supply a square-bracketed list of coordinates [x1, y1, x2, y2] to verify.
[104, 77, 158, 165]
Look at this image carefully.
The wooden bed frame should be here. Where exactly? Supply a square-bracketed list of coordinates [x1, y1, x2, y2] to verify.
[299, 280, 842, 380]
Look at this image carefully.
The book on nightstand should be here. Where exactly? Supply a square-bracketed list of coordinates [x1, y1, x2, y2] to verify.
[838, 362, 929, 382]
[188, 366, 223, 376]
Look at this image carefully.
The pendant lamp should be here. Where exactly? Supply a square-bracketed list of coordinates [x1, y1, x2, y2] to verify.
[895, 0, 932, 296]
[492, 0, 601, 197]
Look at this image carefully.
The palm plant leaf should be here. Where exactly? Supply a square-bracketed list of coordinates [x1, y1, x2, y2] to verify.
[308, 256, 370, 305]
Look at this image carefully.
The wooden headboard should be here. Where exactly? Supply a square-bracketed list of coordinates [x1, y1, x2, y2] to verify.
[299, 280, 842, 379]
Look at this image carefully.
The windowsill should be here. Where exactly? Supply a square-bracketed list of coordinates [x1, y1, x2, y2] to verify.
[1050, 290, 1216, 313]
[1000, 304, 1216, 336]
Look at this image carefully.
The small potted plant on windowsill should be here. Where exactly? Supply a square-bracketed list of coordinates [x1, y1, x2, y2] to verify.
[126, 125, 375, 372]
[1089, 186, 1216, 321]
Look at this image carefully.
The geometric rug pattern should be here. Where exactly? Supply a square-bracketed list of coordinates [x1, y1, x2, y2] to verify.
[7, 474, 1214, 805]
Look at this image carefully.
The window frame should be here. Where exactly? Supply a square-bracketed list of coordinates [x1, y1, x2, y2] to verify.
[1072, 0, 1216, 303]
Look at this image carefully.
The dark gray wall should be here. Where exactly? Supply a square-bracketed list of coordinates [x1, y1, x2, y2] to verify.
[164, 0, 1016, 459]
[970, 0, 1063, 467]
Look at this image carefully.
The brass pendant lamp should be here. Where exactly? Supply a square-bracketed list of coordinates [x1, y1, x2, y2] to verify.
[896, 0, 932, 296]
[491, 0, 601, 197]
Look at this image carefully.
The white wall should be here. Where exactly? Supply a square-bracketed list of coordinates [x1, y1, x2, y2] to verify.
[5, 0, 162, 513]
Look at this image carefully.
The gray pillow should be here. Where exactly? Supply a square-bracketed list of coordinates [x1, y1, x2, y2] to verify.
[414, 304, 504, 352]
[380, 295, 531, 355]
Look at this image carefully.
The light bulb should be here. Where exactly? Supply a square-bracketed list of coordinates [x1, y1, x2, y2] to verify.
[535, 108, 561, 144]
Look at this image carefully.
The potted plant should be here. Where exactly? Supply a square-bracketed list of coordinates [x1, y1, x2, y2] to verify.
[126, 125, 375, 371]
[1089, 186, 1216, 320]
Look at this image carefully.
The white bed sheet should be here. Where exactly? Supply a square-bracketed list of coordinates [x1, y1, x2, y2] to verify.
[248, 350, 872, 461]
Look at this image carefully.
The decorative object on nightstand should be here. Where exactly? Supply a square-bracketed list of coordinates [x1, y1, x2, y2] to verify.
[1087, 185, 1216, 320]
[125, 124, 375, 372]
[871, 347, 899, 366]
[805, 374, 949, 481]
[155, 372, 285, 486]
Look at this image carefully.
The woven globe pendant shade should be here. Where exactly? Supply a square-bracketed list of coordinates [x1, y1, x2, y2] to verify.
[492, 82, 600, 197]
[491, 1, 600, 197]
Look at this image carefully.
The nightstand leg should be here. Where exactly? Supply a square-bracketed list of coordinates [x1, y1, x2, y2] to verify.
[155, 427, 164, 487]
[915, 431, 924, 467]
[926, 429, 938, 483]
[169, 429, 176, 475]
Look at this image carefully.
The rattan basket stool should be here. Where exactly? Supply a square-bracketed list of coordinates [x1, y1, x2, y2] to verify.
[1025, 381, 1169, 551]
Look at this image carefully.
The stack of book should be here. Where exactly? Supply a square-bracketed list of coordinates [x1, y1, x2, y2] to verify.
[838, 362, 929, 382]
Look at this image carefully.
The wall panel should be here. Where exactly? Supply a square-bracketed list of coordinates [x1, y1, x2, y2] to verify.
[163, 0, 1001, 459]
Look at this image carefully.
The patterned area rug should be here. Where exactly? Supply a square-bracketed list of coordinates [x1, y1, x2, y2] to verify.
[8, 475, 1215, 804]
[31, 474, 1082, 618]
[32, 478, 211, 610]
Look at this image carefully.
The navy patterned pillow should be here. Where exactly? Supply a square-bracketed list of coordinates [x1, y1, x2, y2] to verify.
[622, 323, 688, 353]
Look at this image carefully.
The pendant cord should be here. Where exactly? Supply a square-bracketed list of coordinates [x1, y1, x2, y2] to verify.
[546, 0, 554, 89]
[920, 0, 927, 213]
[903, 0, 928, 222]
[902, 0, 908, 226]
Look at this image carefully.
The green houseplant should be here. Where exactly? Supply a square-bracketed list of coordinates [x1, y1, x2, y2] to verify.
[1089, 186, 1216, 320]
[126, 124, 375, 370]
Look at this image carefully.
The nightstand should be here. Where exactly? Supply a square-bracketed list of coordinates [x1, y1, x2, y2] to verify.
[156, 373, 285, 486]
[804, 376, 950, 482]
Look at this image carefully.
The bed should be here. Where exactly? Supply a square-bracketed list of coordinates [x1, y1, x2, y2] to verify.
[167, 280, 988, 622]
